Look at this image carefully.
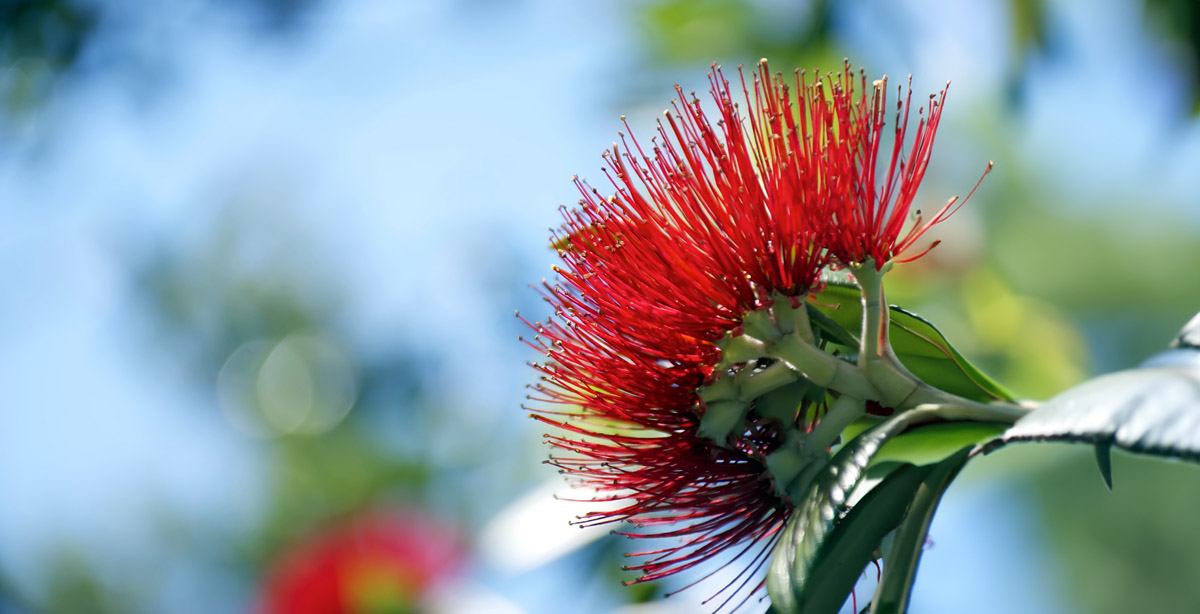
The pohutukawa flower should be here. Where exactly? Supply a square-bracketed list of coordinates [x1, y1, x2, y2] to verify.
[520, 59, 968, 611]
[822, 70, 991, 270]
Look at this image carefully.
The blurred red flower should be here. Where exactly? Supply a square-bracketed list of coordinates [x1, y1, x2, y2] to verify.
[259, 510, 463, 614]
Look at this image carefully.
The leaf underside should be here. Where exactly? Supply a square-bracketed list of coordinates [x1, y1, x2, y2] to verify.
[986, 312, 1200, 486]
[985, 349, 1200, 462]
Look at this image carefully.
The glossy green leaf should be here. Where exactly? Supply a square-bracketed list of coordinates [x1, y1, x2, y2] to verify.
[986, 312, 1200, 486]
[767, 407, 958, 613]
[785, 464, 933, 614]
[806, 302, 859, 348]
[870, 447, 972, 614]
[1094, 440, 1114, 490]
[985, 346, 1200, 466]
[811, 282, 1015, 403]
[869, 422, 1007, 468]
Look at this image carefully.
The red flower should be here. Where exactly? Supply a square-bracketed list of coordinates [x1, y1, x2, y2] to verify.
[259, 510, 463, 614]
[523, 60, 829, 610]
[522, 60, 964, 610]
[821, 69, 988, 269]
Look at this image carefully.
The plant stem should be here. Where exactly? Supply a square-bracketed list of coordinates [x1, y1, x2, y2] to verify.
[807, 394, 866, 451]
[700, 361, 799, 404]
[853, 260, 927, 407]
[771, 333, 879, 401]
[892, 400, 1028, 429]
[775, 295, 815, 344]
[764, 430, 817, 498]
[913, 399, 1029, 424]
[737, 361, 799, 400]
[718, 334, 767, 368]
[854, 259, 890, 363]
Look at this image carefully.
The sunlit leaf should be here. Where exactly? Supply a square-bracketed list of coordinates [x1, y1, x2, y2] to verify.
[806, 302, 859, 348]
[870, 447, 972, 614]
[812, 282, 1016, 404]
[869, 422, 1007, 468]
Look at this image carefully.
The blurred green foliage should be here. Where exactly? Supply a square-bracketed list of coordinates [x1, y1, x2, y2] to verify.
[1030, 450, 1200, 614]
[0, 0, 319, 121]
[635, 0, 1200, 113]
[244, 424, 437, 569]
[982, 179, 1200, 369]
[40, 552, 131, 614]
[638, 0, 837, 70]
[0, 0, 95, 115]
[887, 265, 1089, 401]
[632, 0, 1043, 104]
[1147, 0, 1200, 113]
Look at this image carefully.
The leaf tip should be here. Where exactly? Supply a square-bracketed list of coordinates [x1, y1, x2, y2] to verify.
[1094, 440, 1114, 491]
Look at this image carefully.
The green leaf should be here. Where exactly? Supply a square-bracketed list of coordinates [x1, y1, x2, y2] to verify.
[870, 447, 972, 614]
[768, 417, 909, 613]
[767, 394, 1018, 614]
[984, 347, 1200, 467]
[806, 302, 859, 348]
[841, 416, 885, 446]
[812, 282, 1016, 404]
[869, 422, 1008, 469]
[786, 464, 934, 614]
[767, 406, 962, 613]
[985, 312, 1200, 482]
[843, 421, 1004, 490]
[1094, 440, 1114, 490]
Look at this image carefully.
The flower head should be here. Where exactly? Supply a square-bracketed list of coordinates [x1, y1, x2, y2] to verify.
[820, 69, 990, 269]
[522, 59, 971, 610]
